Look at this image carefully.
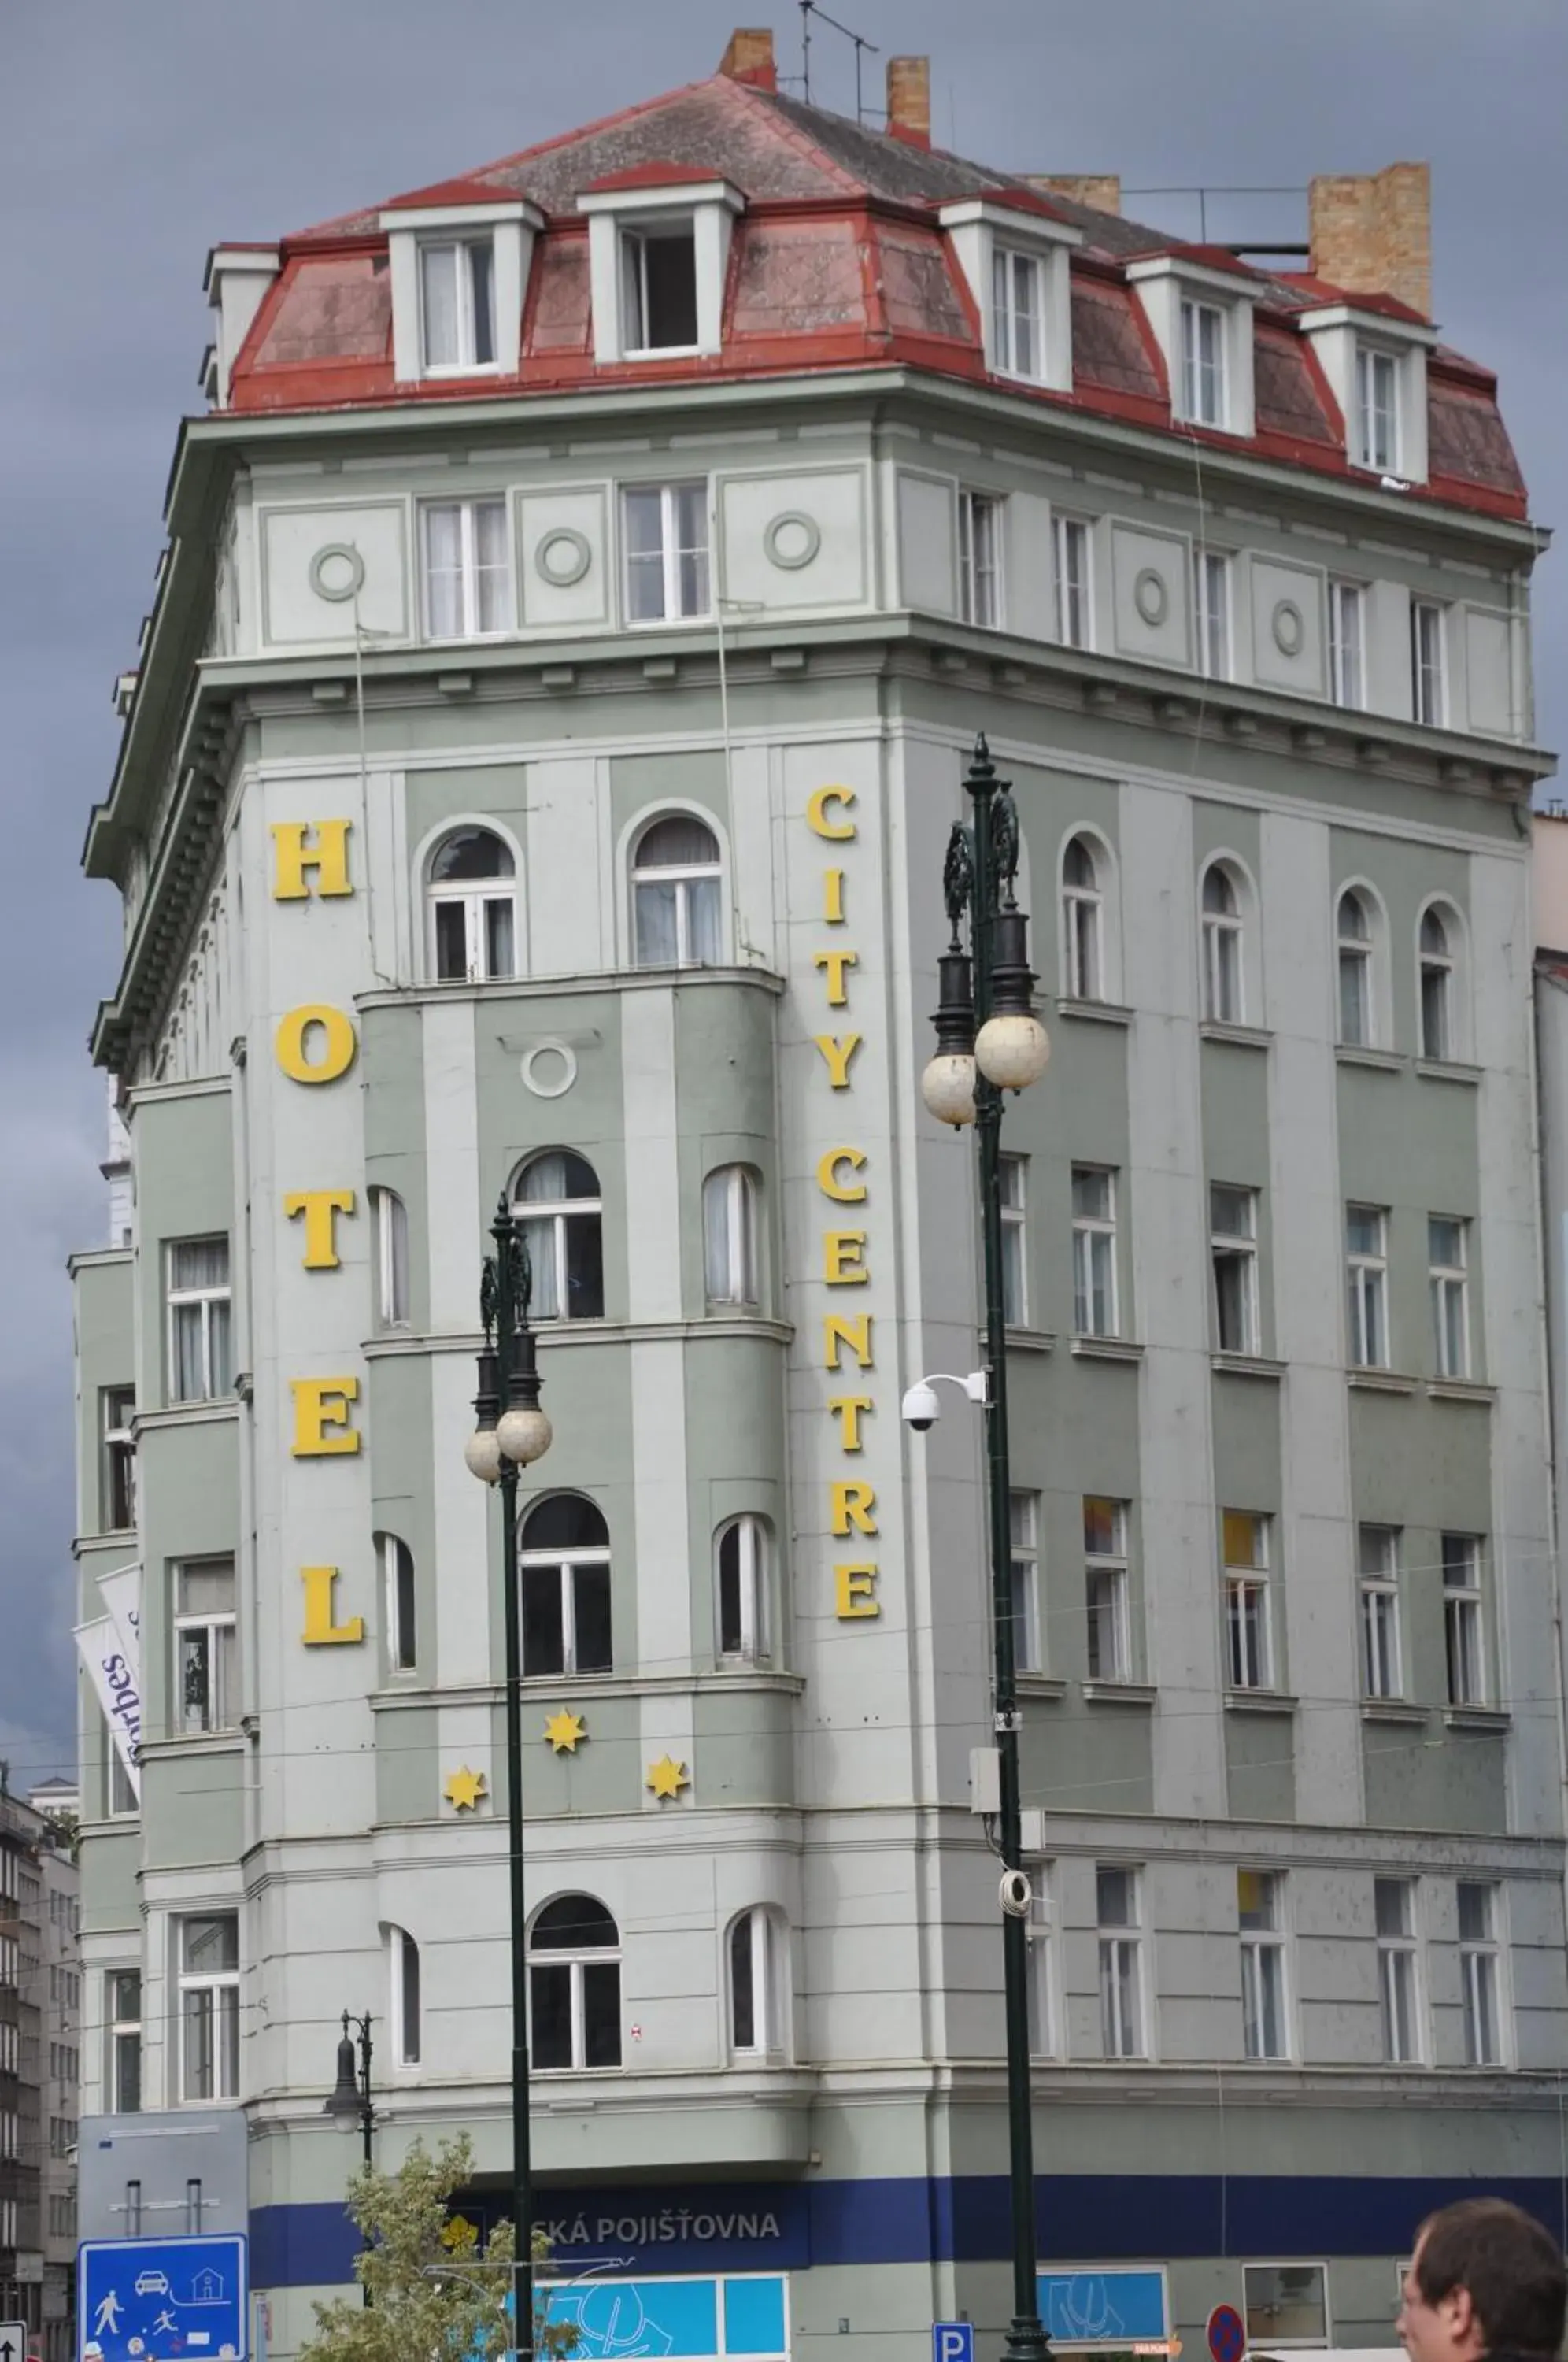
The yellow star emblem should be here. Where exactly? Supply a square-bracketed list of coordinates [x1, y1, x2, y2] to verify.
[645, 1754, 690, 1801]
[544, 1710, 586, 1755]
[443, 1765, 487, 1812]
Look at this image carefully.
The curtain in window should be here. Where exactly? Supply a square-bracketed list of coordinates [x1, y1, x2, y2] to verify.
[420, 246, 460, 368]
[423, 505, 464, 638]
[475, 501, 509, 633]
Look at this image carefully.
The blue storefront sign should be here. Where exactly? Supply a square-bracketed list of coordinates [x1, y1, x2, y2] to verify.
[1037, 2268, 1168, 2347]
[79, 2237, 249, 2362]
[542, 2274, 787, 2360]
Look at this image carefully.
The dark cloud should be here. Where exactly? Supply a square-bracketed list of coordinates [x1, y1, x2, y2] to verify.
[0, 0, 1559, 1783]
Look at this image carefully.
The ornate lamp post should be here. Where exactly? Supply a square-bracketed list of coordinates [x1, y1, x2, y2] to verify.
[323, 2011, 375, 2305]
[920, 734, 1052, 2362]
[464, 1194, 553, 2362]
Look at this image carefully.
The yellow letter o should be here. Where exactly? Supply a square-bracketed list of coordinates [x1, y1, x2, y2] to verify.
[276, 1004, 357, 1085]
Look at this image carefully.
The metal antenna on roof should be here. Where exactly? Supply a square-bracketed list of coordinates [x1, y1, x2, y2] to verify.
[799, 0, 879, 120]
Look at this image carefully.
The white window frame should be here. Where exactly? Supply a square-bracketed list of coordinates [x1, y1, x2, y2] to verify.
[1180, 297, 1228, 427]
[419, 498, 512, 641]
[631, 814, 723, 968]
[703, 1164, 760, 1309]
[622, 480, 710, 624]
[1242, 2263, 1330, 2351]
[1223, 1510, 1273, 1692]
[716, 1515, 770, 1664]
[1375, 1878, 1422, 2064]
[1345, 1203, 1389, 1369]
[166, 1237, 232, 1404]
[370, 1187, 410, 1329]
[1442, 1533, 1486, 1708]
[176, 1915, 239, 2105]
[1329, 579, 1366, 709]
[426, 827, 518, 983]
[1000, 1152, 1028, 1327]
[1193, 546, 1230, 677]
[1026, 1863, 1055, 2057]
[1200, 863, 1245, 1024]
[1210, 1184, 1260, 1357]
[1052, 515, 1093, 650]
[1358, 1524, 1403, 1701]
[1429, 1216, 1471, 1379]
[379, 1531, 416, 1675]
[417, 238, 497, 376]
[1337, 887, 1374, 1047]
[527, 1898, 623, 2073]
[1356, 343, 1400, 474]
[1238, 1869, 1289, 2060]
[390, 1926, 421, 2068]
[620, 220, 701, 357]
[102, 1385, 136, 1532]
[958, 490, 1004, 628]
[1071, 1165, 1119, 1339]
[1411, 599, 1448, 726]
[1084, 1497, 1131, 1684]
[520, 1509, 613, 1680]
[1418, 905, 1458, 1062]
[1457, 1882, 1503, 2067]
[991, 244, 1046, 382]
[1095, 1864, 1145, 2060]
[727, 1905, 785, 2060]
[1061, 834, 1105, 1001]
[513, 1152, 605, 1324]
[1009, 1491, 1041, 1675]
[174, 1558, 238, 1737]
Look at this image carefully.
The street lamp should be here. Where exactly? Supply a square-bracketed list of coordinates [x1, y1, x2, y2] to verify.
[324, 2011, 375, 2307]
[464, 1192, 553, 2362]
[917, 732, 1051, 2362]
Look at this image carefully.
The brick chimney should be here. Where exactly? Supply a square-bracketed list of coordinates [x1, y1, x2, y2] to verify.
[1025, 174, 1121, 216]
[717, 28, 777, 90]
[1308, 162, 1431, 317]
[886, 54, 930, 147]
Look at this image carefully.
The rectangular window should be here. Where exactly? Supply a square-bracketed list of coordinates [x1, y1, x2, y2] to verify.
[1356, 345, 1399, 472]
[1238, 1868, 1288, 2059]
[1026, 1867, 1053, 2056]
[371, 1187, 411, 1328]
[167, 1237, 232, 1403]
[1193, 547, 1230, 677]
[1429, 1216, 1470, 1379]
[1000, 1153, 1027, 1327]
[1211, 1184, 1259, 1357]
[1009, 1492, 1041, 1675]
[1243, 2264, 1329, 2349]
[394, 1927, 421, 2068]
[1180, 298, 1226, 426]
[176, 1558, 238, 1735]
[991, 246, 1044, 380]
[1458, 1882, 1501, 2065]
[1359, 1524, 1403, 1701]
[1052, 516, 1092, 649]
[522, 1559, 614, 1679]
[624, 481, 709, 622]
[958, 491, 1004, 628]
[381, 1534, 416, 1675]
[1096, 1865, 1144, 2058]
[1223, 1510, 1273, 1691]
[1329, 580, 1365, 709]
[1376, 1879, 1420, 2064]
[621, 224, 699, 353]
[1411, 599, 1447, 726]
[1442, 1533, 1485, 1706]
[1084, 1497, 1130, 1683]
[101, 1386, 136, 1531]
[178, 1915, 239, 2103]
[1345, 1204, 1389, 1369]
[1071, 1165, 1119, 1338]
[420, 239, 496, 372]
[420, 499, 511, 639]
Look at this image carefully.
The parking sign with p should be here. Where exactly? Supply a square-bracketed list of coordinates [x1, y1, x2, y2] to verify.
[934, 2327, 975, 2362]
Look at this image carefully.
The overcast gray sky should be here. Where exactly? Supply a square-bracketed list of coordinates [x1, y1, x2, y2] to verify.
[0, 1, 1562, 1789]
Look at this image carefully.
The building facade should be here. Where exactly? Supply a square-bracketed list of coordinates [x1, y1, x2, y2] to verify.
[0, 1781, 80, 2362]
[72, 32, 1561, 2362]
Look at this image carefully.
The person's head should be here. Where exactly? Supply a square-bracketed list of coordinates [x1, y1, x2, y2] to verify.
[1398, 2199, 1567, 2362]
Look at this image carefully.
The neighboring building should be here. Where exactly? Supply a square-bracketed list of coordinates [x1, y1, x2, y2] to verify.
[28, 1790, 79, 2362]
[72, 28, 1558, 2362]
[0, 1780, 79, 2362]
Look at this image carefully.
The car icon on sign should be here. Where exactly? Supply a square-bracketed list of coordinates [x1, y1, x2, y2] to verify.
[135, 2275, 170, 2297]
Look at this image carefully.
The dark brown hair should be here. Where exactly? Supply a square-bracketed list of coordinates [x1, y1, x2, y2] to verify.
[1415, 2198, 1567, 2356]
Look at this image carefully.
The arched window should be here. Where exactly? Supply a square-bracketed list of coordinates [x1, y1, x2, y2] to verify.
[727, 1906, 787, 2060]
[378, 1533, 416, 1674]
[427, 826, 516, 982]
[514, 1153, 604, 1321]
[1061, 835, 1104, 1002]
[388, 1926, 420, 2067]
[716, 1516, 771, 1663]
[1419, 905, 1456, 1061]
[1200, 862, 1244, 1024]
[704, 1165, 760, 1309]
[529, 1896, 621, 2070]
[632, 815, 722, 968]
[520, 1495, 612, 1677]
[1337, 889, 1374, 1047]
[369, 1187, 410, 1327]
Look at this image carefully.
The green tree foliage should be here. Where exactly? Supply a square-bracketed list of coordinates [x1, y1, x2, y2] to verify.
[299, 2135, 575, 2362]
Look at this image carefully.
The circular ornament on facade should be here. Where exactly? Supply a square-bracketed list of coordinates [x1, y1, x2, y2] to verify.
[764, 510, 822, 572]
[309, 543, 366, 603]
[1271, 598, 1305, 658]
[535, 528, 593, 589]
[520, 1041, 579, 1100]
[1133, 566, 1168, 628]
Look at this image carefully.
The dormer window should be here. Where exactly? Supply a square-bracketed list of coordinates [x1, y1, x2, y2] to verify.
[1180, 299, 1226, 427]
[1296, 301, 1435, 485]
[1356, 345, 1399, 472]
[622, 224, 698, 353]
[420, 240, 495, 373]
[940, 198, 1081, 395]
[992, 250, 1044, 382]
[1128, 257, 1256, 438]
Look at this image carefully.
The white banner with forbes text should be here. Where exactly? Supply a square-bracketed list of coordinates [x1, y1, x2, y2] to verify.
[76, 1603, 142, 1801]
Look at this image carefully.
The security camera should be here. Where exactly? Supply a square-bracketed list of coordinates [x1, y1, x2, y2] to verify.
[901, 1381, 941, 1431]
[1000, 1868, 1034, 1919]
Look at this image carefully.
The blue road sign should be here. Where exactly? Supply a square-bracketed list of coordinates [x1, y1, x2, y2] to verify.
[79, 2237, 248, 2362]
[934, 2327, 975, 2362]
